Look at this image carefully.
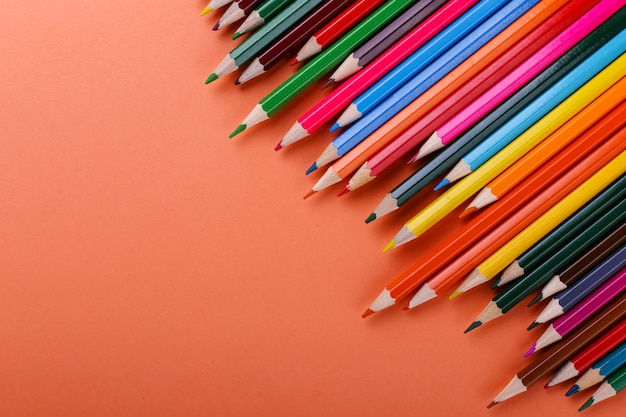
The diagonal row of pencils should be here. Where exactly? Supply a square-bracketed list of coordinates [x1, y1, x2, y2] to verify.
[200, 0, 626, 412]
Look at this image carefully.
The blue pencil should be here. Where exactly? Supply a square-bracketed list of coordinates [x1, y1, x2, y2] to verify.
[435, 29, 626, 188]
[330, 0, 510, 131]
[531, 243, 626, 326]
[306, 0, 531, 174]
[567, 340, 626, 395]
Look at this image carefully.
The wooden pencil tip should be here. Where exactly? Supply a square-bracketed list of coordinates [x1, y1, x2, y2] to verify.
[229, 124, 246, 138]
[200, 6, 212, 16]
[524, 344, 536, 358]
[362, 308, 375, 318]
[337, 186, 350, 197]
[205, 73, 218, 84]
[487, 401, 498, 409]
[232, 32, 241, 40]
[322, 79, 335, 90]
[305, 162, 317, 175]
[458, 206, 476, 219]
[382, 240, 395, 253]
[527, 293, 543, 307]
[365, 213, 376, 224]
[449, 291, 462, 300]
[566, 385, 580, 397]
[491, 278, 501, 289]
[465, 321, 482, 334]
[303, 189, 316, 200]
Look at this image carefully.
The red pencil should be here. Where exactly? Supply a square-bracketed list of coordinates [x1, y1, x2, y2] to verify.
[291, 0, 387, 64]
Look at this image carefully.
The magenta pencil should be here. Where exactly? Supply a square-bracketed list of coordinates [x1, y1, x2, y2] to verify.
[425, 0, 622, 153]
[526, 267, 626, 357]
[276, 0, 479, 150]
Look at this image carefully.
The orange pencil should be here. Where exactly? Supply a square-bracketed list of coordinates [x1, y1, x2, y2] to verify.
[465, 91, 626, 215]
[405, 129, 626, 309]
[363, 124, 626, 317]
[305, 0, 577, 196]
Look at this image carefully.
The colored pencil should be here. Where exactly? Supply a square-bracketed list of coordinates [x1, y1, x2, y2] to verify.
[410, 153, 626, 310]
[383, 50, 626, 252]
[236, 0, 353, 84]
[230, 0, 418, 138]
[488, 294, 626, 408]
[492, 86, 626, 287]
[436, 32, 626, 189]
[332, 0, 510, 130]
[462, 184, 626, 332]
[233, 0, 292, 38]
[566, 339, 626, 394]
[527, 268, 626, 355]
[201, 0, 233, 16]
[465, 100, 626, 214]
[532, 222, 626, 306]
[363, 129, 626, 317]
[547, 320, 626, 388]
[578, 362, 626, 411]
[328, 0, 443, 84]
[214, 0, 263, 31]
[345, 0, 598, 194]
[362, 9, 625, 220]
[292, 0, 387, 64]
[306, 0, 533, 175]
[278, 0, 478, 149]
[420, 0, 622, 160]
[531, 244, 626, 327]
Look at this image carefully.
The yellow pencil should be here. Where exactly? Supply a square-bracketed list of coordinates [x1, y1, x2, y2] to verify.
[383, 52, 626, 253]
[453, 149, 626, 295]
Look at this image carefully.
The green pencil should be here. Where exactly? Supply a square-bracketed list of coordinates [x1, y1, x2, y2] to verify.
[233, 0, 293, 39]
[464, 181, 626, 334]
[230, 0, 418, 138]
[206, 0, 326, 84]
[579, 363, 626, 411]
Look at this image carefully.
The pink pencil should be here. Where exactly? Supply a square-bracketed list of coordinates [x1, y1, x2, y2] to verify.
[420, 0, 622, 156]
[275, 0, 479, 150]
[525, 267, 626, 357]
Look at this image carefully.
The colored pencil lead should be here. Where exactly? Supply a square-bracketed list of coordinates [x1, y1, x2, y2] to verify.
[305, 163, 317, 175]
[322, 79, 335, 90]
[579, 398, 594, 411]
[527, 321, 541, 331]
[465, 321, 482, 333]
[205, 73, 218, 84]
[382, 240, 395, 253]
[303, 189, 316, 200]
[448, 291, 462, 300]
[212, 22, 220, 31]
[200, 6, 212, 16]
[364, 213, 376, 224]
[458, 206, 476, 219]
[232, 32, 242, 40]
[336, 186, 350, 197]
[433, 178, 448, 191]
[229, 124, 246, 138]
[273, 142, 282, 152]
[524, 345, 537, 358]
[567, 385, 581, 396]
[361, 308, 375, 319]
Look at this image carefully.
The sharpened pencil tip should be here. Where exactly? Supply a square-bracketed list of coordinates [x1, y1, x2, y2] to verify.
[234, 79, 241, 86]
[566, 385, 580, 397]
[491, 278, 501, 289]
[329, 123, 340, 132]
[205, 73, 219, 84]
[365, 213, 376, 224]
[362, 308, 375, 318]
[274, 141, 283, 151]
[487, 401, 498, 409]
[305, 162, 317, 175]
[200, 6, 212, 16]
[528, 293, 543, 307]
[459, 206, 476, 219]
[382, 240, 395, 253]
[232, 32, 241, 40]
[337, 186, 349, 197]
[465, 321, 482, 333]
[322, 79, 335, 90]
[229, 124, 246, 138]
[434, 178, 449, 191]
[303, 189, 316, 200]
[579, 398, 593, 411]
[212, 22, 220, 31]
[289, 57, 298, 66]
[449, 291, 462, 300]
[527, 321, 541, 331]
[524, 345, 536, 357]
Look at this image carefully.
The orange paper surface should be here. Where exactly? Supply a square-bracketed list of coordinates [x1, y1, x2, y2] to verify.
[0, 1, 623, 416]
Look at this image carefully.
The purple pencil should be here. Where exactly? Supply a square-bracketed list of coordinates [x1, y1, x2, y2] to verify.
[327, 0, 446, 84]
[531, 243, 626, 327]
[526, 267, 626, 357]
